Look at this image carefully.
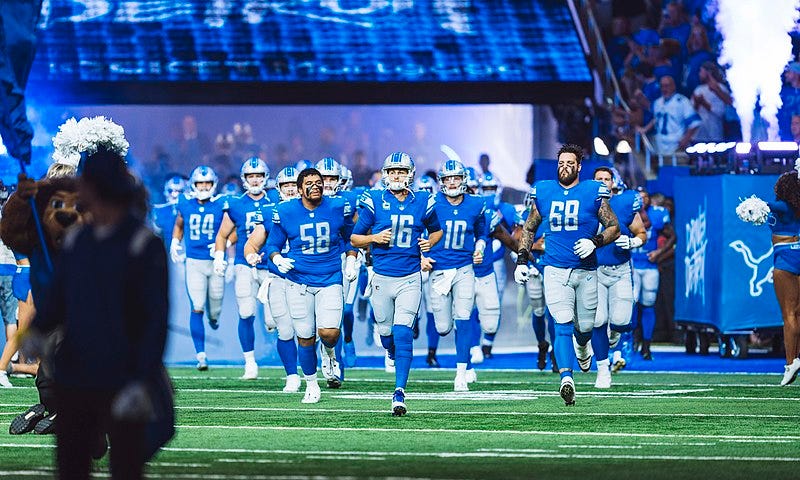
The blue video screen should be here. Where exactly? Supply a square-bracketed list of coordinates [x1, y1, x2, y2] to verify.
[31, 0, 591, 84]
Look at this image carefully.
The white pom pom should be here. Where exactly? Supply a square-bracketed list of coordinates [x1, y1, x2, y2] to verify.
[51, 116, 129, 166]
[736, 195, 770, 226]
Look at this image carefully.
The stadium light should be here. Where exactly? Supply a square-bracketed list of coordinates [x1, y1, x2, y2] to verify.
[593, 137, 610, 156]
[616, 140, 632, 154]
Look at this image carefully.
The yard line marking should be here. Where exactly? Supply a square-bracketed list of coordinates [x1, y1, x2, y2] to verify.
[149, 462, 209, 468]
[556, 445, 642, 449]
[217, 459, 295, 464]
[169, 426, 800, 441]
[638, 442, 716, 446]
[168, 405, 799, 419]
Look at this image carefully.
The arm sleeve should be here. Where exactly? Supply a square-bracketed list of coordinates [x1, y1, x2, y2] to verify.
[474, 203, 488, 242]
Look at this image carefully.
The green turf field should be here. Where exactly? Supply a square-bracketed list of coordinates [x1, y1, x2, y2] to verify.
[0, 367, 797, 479]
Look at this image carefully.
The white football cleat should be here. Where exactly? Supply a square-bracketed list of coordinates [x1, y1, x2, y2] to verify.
[196, 352, 208, 372]
[560, 376, 576, 406]
[0, 371, 11, 388]
[301, 381, 321, 404]
[572, 336, 593, 373]
[283, 374, 301, 393]
[780, 358, 800, 386]
[241, 361, 258, 380]
[384, 351, 396, 373]
[454, 373, 469, 392]
[470, 345, 484, 364]
[465, 368, 477, 384]
[594, 361, 612, 389]
[320, 347, 342, 388]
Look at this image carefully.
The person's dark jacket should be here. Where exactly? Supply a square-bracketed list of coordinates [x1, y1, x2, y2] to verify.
[31, 214, 168, 390]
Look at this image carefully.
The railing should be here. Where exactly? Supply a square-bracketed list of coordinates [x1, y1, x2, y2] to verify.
[572, 0, 671, 176]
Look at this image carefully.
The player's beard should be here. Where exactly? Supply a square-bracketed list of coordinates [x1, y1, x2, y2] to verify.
[558, 166, 578, 185]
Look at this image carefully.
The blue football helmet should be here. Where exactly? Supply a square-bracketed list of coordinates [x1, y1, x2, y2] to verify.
[189, 165, 218, 201]
[437, 160, 467, 197]
[240, 157, 269, 196]
[479, 171, 503, 205]
[163, 174, 188, 204]
[464, 166, 479, 192]
[381, 152, 415, 191]
[414, 176, 436, 193]
[339, 165, 354, 191]
[295, 159, 314, 172]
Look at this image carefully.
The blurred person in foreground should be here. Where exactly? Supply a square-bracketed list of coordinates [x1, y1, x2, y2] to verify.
[23, 148, 172, 479]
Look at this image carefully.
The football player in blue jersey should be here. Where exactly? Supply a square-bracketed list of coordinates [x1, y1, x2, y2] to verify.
[631, 187, 676, 360]
[266, 168, 357, 404]
[478, 172, 517, 358]
[295, 159, 314, 172]
[316, 157, 361, 370]
[592, 167, 647, 388]
[426, 160, 488, 391]
[172, 166, 228, 370]
[514, 144, 620, 405]
[212, 157, 270, 380]
[243, 166, 302, 393]
[340, 166, 354, 192]
[412, 176, 441, 367]
[152, 174, 188, 242]
[351, 152, 442, 416]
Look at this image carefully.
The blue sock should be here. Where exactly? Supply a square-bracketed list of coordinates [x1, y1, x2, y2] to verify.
[610, 322, 632, 333]
[190, 311, 205, 353]
[277, 338, 298, 375]
[334, 334, 344, 380]
[641, 306, 656, 341]
[546, 311, 556, 343]
[393, 325, 413, 390]
[343, 304, 355, 342]
[532, 313, 545, 343]
[592, 326, 610, 363]
[426, 313, 439, 349]
[298, 344, 317, 376]
[237, 316, 256, 352]
[554, 322, 575, 378]
[455, 319, 471, 364]
[380, 334, 395, 360]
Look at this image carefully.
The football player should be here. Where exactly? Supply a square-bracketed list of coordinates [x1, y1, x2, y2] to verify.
[152, 174, 188, 242]
[171, 166, 228, 370]
[592, 167, 646, 388]
[426, 160, 487, 391]
[351, 152, 442, 416]
[514, 144, 620, 405]
[265, 168, 357, 403]
[212, 157, 270, 379]
[477, 172, 517, 358]
[631, 187, 675, 360]
[243, 166, 303, 393]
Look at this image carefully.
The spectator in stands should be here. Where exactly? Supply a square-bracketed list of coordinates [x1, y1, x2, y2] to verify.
[638, 75, 702, 155]
[779, 62, 800, 141]
[692, 61, 732, 142]
[632, 63, 660, 125]
[167, 115, 211, 167]
[659, 1, 691, 63]
[351, 150, 373, 187]
[649, 38, 682, 84]
[683, 24, 715, 96]
[607, 16, 632, 77]
[791, 115, 800, 143]
[624, 28, 660, 71]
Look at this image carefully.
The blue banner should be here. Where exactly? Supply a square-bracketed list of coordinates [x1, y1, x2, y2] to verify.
[675, 175, 782, 332]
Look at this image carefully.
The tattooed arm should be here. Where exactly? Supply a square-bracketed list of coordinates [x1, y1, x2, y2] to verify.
[515, 204, 542, 265]
[594, 198, 621, 246]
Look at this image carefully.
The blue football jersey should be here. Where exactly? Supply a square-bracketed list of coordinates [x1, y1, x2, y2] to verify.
[176, 194, 228, 260]
[632, 204, 671, 269]
[353, 189, 441, 277]
[596, 190, 642, 266]
[429, 193, 487, 270]
[265, 188, 281, 203]
[531, 180, 610, 269]
[486, 200, 517, 263]
[151, 202, 178, 242]
[266, 196, 354, 287]
[226, 193, 270, 265]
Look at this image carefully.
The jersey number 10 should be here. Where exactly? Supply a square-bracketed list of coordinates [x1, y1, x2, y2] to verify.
[443, 219, 467, 249]
[548, 200, 579, 231]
